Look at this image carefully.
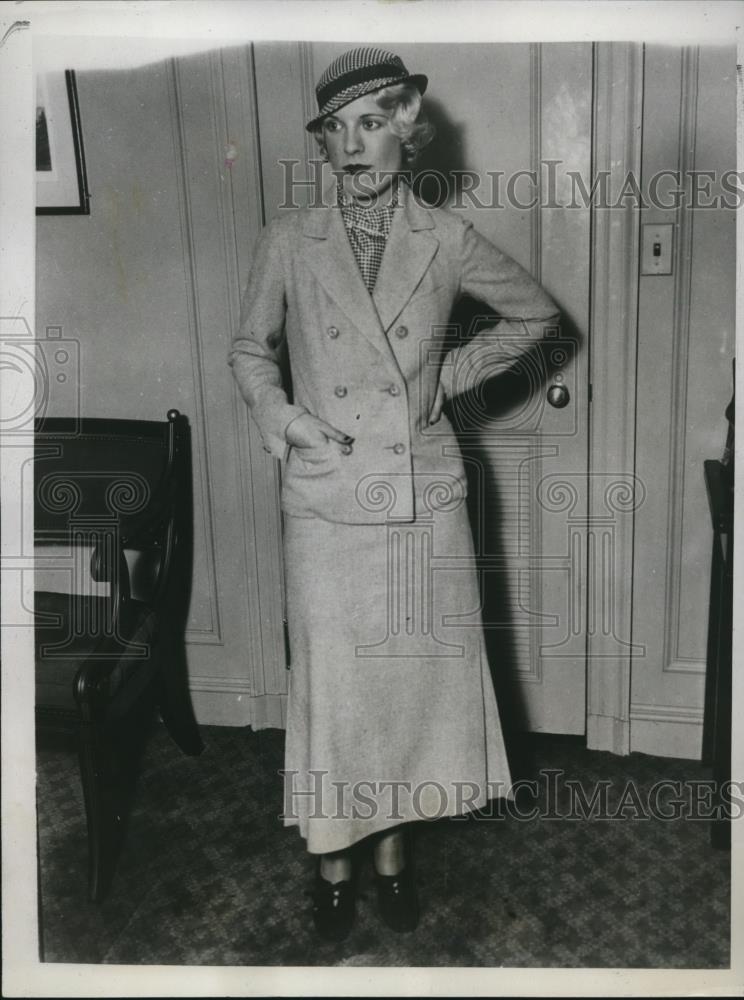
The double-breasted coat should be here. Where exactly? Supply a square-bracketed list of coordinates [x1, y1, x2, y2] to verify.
[230, 181, 559, 853]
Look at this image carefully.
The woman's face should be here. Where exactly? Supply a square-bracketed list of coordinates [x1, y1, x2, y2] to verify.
[321, 93, 403, 203]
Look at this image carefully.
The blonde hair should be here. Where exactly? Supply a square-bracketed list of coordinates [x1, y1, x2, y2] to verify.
[312, 81, 434, 165]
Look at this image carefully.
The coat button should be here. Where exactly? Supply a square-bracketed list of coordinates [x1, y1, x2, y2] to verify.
[340, 443, 353, 455]
[334, 386, 348, 398]
[388, 384, 400, 396]
[392, 442, 406, 455]
[328, 326, 340, 339]
[395, 325, 408, 338]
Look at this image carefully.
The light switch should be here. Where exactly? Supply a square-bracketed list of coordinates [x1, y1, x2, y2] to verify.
[641, 223, 674, 275]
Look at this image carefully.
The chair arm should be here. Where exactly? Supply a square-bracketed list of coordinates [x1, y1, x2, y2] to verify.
[118, 498, 180, 610]
[71, 531, 155, 722]
[124, 512, 183, 615]
[89, 534, 132, 636]
[72, 633, 153, 721]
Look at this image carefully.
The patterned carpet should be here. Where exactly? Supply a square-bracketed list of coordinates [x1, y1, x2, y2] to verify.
[36, 724, 730, 967]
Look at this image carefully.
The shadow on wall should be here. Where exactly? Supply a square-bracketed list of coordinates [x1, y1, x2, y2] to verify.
[413, 97, 587, 772]
[450, 301, 586, 748]
[412, 97, 468, 207]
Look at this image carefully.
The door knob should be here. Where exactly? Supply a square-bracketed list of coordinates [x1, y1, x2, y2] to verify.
[547, 384, 570, 408]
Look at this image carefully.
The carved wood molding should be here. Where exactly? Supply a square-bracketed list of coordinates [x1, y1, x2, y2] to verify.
[662, 47, 704, 677]
[167, 57, 223, 644]
[630, 701, 704, 724]
[299, 42, 317, 169]
[190, 675, 254, 694]
[586, 42, 644, 754]
[223, 45, 289, 697]
[215, 46, 267, 692]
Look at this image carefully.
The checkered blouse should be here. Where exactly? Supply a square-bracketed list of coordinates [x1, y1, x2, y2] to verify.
[338, 181, 399, 293]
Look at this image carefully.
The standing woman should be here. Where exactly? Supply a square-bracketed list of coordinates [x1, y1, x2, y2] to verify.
[229, 47, 559, 941]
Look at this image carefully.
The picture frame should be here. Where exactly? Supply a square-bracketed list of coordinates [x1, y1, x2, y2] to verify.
[35, 69, 90, 215]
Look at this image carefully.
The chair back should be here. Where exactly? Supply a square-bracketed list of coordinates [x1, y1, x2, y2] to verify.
[34, 410, 193, 612]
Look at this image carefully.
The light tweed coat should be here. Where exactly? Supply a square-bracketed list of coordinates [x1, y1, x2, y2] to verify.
[229, 182, 558, 525]
[229, 182, 559, 852]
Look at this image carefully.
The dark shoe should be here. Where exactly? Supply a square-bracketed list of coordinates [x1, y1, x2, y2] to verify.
[310, 875, 356, 942]
[375, 866, 419, 932]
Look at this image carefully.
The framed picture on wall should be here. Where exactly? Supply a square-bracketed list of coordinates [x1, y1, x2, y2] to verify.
[35, 70, 90, 215]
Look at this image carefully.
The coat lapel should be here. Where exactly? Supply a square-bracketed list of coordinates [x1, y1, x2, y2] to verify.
[300, 181, 440, 354]
[300, 190, 385, 357]
[373, 186, 439, 332]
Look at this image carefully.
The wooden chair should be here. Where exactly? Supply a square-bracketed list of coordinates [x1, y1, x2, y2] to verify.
[34, 410, 204, 901]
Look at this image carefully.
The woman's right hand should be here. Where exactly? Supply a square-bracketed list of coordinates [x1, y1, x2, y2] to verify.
[285, 412, 353, 449]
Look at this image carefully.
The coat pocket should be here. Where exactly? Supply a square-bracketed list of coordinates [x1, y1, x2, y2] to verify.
[287, 439, 339, 477]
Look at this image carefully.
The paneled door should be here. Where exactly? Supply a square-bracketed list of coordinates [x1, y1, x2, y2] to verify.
[256, 42, 594, 734]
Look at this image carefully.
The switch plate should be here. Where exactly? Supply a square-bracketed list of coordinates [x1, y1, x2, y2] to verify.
[641, 223, 674, 275]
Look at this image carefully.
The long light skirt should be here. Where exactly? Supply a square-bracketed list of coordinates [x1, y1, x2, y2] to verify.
[282, 503, 512, 854]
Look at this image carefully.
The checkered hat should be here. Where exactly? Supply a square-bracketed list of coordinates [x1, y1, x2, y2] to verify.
[306, 47, 427, 131]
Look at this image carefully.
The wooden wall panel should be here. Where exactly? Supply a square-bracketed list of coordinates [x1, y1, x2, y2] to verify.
[171, 47, 291, 726]
[35, 48, 293, 726]
[630, 45, 737, 757]
[35, 60, 221, 646]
